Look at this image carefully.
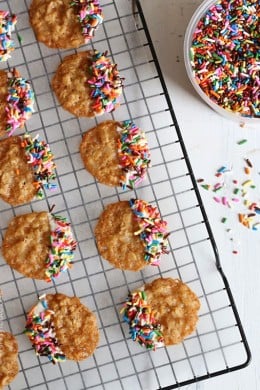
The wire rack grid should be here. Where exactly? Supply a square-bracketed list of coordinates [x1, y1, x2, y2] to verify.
[0, 0, 251, 389]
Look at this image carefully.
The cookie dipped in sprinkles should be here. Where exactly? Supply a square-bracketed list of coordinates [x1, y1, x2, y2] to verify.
[25, 293, 99, 362]
[95, 200, 169, 271]
[70, 0, 103, 42]
[87, 50, 124, 115]
[121, 290, 164, 350]
[52, 51, 123, 118]
[121, 278, 201, 348]
[46, 214, 77, 282]
[0, 10, 17, 62]
[130, 198, 169, 265]
[2, 211, 77, 281]
[24, 294, 66, 364]
[80, 120, 150, 189]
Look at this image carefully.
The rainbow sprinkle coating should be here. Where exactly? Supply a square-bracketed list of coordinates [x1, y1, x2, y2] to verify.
[87, 50, 124, 115]
[24, 294, 66, 364]
[45, 214, 77, 282]
[70, 0, 103, 42]
[22, 134, 57, 199]
[0, 10, 17, 62]
[190, 0, 260, 118]
[6, 69, 35, 136]
[118, 120, 151, 190]
[121, 290, 164, 350]
[129, 199, 169, 265]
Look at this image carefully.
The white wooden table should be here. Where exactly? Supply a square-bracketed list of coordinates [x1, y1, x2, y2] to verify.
[142, 1, 260, 389]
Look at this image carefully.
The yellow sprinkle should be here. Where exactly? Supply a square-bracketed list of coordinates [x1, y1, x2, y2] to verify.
[242, 180, 253, 187]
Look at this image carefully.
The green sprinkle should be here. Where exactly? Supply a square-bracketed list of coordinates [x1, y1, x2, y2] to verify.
[250, 185, 256, 189]
[237, 139, 247, 145]
[221, 217, 227, 223]
[201, 184, 210, 190]
[233, 188, 239, 194]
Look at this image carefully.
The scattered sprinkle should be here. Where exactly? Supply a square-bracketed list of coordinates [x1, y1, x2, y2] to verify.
[70, 0, 103, 42]
[201, 184, 211, 190]
[0, 10, 17, 62]
[221, 217, 227, 223]
[129, 199, 169, 265]
[118, 120, 151, 190]
[24, 294, 66, 364]
[244, 167, 251, 175]
[121, 290, 164, 350]
[242, 179, 253, 188]
[88, 50, 124, 115]
[6, 69, 34, 136]
[232, 250, 238, 255]
[217, 166, 228, 173]
[197, 178, 204, 183]
[237, 139, 248, 145]
[245, 158, 253, 168]
[22, 134, 57, 199]
[45, 214, 77, 282]
[190, 0, 260, 118]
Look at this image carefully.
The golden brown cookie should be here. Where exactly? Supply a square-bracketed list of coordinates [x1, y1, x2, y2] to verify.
[29, 0, 103, 49]
[0, 331, 19, 389]
[24, 293, 99, 363]
[52, 51, 123, 118]
[121, 278, 200, 349]
[2, 211, 77, 282]
[0, 134, 56, 206]
[0, 69, 34, 137]
[80, 120, 151, 189]
[95, 199, 169, 271]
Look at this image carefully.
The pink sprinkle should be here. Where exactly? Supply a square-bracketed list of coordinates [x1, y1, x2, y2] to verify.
[213, 196, 221, 203]
[214, 183, 223, 190]
[222, 196, 228, 206]
[232, 198, 240, 203]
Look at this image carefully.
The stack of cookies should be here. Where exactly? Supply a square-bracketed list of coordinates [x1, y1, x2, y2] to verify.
[0, 1, 200, 387]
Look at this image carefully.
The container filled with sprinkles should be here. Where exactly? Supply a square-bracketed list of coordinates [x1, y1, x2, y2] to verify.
[184, 0, 259, 124]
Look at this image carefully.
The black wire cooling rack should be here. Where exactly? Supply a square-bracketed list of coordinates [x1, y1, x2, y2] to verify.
[0, 0, 251, 389]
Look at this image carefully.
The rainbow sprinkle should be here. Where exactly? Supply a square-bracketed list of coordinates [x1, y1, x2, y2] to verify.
[87, 50, 124, 115]
[0, 10, 17, 62]
[22, 134, 57, 199]
[190, 0, 260, 118]
[118, 120, 151, 190]
[45, 214, 77, 282]
[70, 0, 103, 42]
[6, 69, 35, 136]
[24, 294, 66, 364]
[129, 199, 169, 265]
[121, 290, 164, 350]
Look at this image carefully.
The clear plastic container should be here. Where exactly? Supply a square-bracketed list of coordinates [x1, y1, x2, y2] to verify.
[183, 0, 259, 126]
